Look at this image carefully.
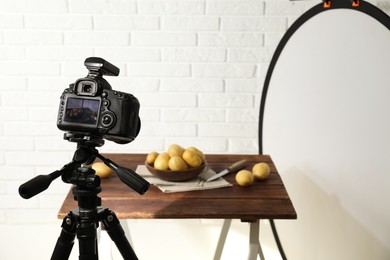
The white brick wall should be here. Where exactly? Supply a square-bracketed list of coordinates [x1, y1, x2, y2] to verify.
[1, 0, 390, 259]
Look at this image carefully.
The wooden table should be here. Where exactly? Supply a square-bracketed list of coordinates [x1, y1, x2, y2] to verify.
[58, 154, 297, 259]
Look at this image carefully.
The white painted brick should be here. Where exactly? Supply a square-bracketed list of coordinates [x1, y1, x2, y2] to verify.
[94, 15, 159, 30]
[139, 108, 161, 122]
[0, 211, 5, 223]
[0, 0, 68, 13]
[0, 180, 5, 193]
[225, 78, 263, 93]
[95, 47, 160, 62]
[5, 31, 63, 45]
[4, 122, 58, 136]
[198, 122, 257, 137]
[107, 77, 160, 93]
[61, 61, 92, 76]
[255, 62, 269, 78]
[199, 94, 254, 107]
[221, 16, 287, 31]
[138, 1, 205, 15]
[0, 77, 27, 90]
[286, 16, 300, 28]
[34, 137, 76, 152]
[101, 136, 165, 153]
[38, 194, 70, 208]
[192, 63, 256, 78]
[162, 16, 219, 31]
[26, 46, 94, 61]
[0, 152, 4, 165]
[8, 209, 60, 224]
[142, 122, 197, 137]
[206, 1, 264, 15]
[29, 108, 61, 123]
[0, 15, 24, 29]
[0, 61, 60, 76]
[198, 32, 263, 46]
[264, 32, 284, 46]
[0, 46, 25, 60]
[0, 166, 35, 180]
[5, 151, 71, 166]
[25, 15, 93, 30]
[69, 0, 137, 14]
[0, 137, 34, 151]
[127, 63, 191, 77]
[162, 108, 225, 122]
[265, 2, 314, 15]
[1, 92, 59, 107]
[162, 48, 226, 62]
[137, 93, 197, 107]
[64, 31, 130, 45]
[131, 32, 197, 46]
[161, 78, 224, 92]
[228, 47, 273, 63]
[0, 194, 38, 209]
[226, 108, 258, 122]
[228, 138, 258, 153]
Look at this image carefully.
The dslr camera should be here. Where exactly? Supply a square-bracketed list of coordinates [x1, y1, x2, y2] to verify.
[57, 57, 141, 144]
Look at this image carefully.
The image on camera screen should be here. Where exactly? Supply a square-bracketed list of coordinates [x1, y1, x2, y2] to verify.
[64, 98, 99, 125]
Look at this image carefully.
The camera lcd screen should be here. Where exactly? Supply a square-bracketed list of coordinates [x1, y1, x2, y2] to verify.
[64, 98, 99, 125]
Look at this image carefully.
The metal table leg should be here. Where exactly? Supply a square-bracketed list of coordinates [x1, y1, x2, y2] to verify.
[214, 219, 265, 260]
[248, 220, 265, 260]
[213, 219, 232, 260]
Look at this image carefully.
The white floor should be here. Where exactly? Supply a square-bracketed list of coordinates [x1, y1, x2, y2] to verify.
[1, 219, 283, 259]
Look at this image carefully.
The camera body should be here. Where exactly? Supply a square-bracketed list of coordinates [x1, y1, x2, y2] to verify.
[57, 57, 140, 144]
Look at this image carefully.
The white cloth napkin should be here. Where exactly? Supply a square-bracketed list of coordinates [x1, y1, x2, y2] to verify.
[136, 165, 232, 193]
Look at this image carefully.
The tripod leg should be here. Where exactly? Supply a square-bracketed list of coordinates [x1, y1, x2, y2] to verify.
[77, 219, 99, 260]
[101, 210, 138, 260]
[51, 213, 77, 260]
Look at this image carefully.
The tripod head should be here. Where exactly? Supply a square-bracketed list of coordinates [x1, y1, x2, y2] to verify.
[19, 133, 150, 199]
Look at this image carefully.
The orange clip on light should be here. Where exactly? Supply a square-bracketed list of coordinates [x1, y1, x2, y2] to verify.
[323, 1, 331, 8]
[352, 0, 360, 7]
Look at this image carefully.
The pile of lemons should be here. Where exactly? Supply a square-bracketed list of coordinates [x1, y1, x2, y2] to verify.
[146, 144, 206, 171]
[235, 162, 271, 187]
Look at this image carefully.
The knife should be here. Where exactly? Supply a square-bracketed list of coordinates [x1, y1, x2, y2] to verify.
[206, 159, 248, 182]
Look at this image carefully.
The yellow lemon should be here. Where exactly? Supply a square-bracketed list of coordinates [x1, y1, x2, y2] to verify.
[167, 144, 185, 157]
[146, 151, 159, 165]
[252, 162, 270, 180]
[154, 153, 169, 170]
[235, 170, 254, 187]
[186, 146, 206, 162]
[92, 162, 114, 178]
[168, 156, 189, 171]
[182, 149, 202, 168]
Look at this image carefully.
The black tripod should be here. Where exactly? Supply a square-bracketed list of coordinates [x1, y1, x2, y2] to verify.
[19, 134, 150, 260]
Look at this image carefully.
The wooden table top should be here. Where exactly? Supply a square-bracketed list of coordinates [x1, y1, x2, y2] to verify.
[58, 153, 297, 222]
